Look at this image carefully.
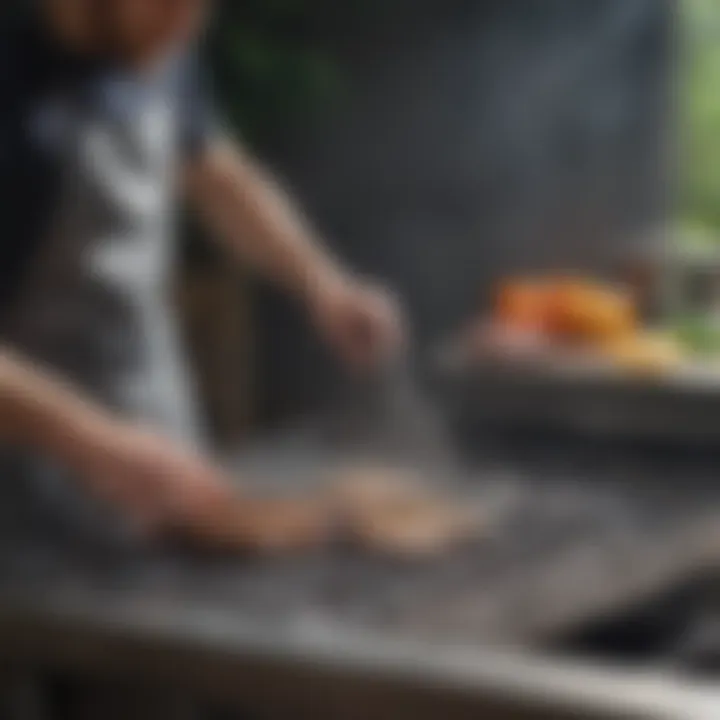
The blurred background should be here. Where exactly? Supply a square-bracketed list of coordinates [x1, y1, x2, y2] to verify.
[8, 2, 720, 717]
[6, 0, 719, 428]
[7, 1, 720, 444]
[183, 0, 681, 441]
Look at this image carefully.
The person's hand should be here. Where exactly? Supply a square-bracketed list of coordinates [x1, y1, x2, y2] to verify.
[307, 272, 405, 370]
[69, 421, 235, 535]
[181, 494, 333, 553]
[0, 347, 330, 550]
[65, 420, 333, 551]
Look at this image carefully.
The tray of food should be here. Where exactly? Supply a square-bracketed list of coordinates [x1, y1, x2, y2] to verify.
[436, 273, 720, 440]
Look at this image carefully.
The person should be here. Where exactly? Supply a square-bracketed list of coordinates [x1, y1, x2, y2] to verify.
[0, 0, 403, 544]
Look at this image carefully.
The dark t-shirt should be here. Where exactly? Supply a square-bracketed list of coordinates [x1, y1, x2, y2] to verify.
[0, 9, 215, 309]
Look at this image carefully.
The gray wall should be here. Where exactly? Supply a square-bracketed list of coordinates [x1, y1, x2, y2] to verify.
[253, 0, 673, 424]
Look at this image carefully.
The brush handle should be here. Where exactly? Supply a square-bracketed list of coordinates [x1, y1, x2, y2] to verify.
[327, 351, 456, 469]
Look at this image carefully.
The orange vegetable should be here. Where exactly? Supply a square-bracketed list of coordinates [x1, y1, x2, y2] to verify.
[495, 279, 552, 332]
[545, 278, 636, 344]
[493, 276, 637, 346]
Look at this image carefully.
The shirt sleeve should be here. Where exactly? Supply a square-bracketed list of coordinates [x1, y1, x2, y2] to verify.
[178, 53, 219, 161]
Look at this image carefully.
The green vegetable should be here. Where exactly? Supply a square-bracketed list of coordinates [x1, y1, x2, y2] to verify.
[672, 315, 720, 355]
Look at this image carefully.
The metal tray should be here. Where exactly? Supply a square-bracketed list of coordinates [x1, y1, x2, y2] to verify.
[440, 360, 720, 443]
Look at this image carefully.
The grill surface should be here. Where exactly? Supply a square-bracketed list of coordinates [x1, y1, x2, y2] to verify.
[2, 428, 720, 648]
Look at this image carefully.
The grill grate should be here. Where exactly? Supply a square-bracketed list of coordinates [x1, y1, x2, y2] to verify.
[2, 432, 720, 648]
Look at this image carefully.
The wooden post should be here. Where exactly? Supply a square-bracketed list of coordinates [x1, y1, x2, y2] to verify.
[176, 261, 255, 449]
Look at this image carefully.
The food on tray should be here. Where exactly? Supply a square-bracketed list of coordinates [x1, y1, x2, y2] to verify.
[545, 278, 636, 344]
[496, 279, 552, 332]
[458, 274, 697, 378]
[599, 331, 684, 377]
[493, 276, 636, 346]
[329, 466, 483, 557]
[470, 321, 552, 363]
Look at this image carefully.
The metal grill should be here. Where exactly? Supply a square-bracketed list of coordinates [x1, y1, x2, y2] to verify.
[2, 430, 720, 649]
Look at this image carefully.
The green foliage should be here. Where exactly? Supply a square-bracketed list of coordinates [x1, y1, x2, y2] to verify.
[681, 0, 720, 232]
[208, 2, 345, 150]
[673, 313, 720, 355]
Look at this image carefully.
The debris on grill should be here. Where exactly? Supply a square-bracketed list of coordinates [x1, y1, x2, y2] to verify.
[328, 465, 486, 558]
[177, 465, 488, 560]
[329, 466, 422, 509]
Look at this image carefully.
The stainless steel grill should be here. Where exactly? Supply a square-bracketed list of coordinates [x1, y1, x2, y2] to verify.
[3, 429, 720, 650]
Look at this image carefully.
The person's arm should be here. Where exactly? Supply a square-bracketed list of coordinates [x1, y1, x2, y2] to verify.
[0, 348, 111, 463]
[185, 137, 344, 303]
[0, 349, 328, 547]
[0, 348, 230, 531]
[185, 139, 403, 368]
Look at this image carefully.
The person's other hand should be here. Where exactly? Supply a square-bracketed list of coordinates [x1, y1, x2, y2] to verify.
[308, 273, 405, 370]
[73, 421, 235, 535]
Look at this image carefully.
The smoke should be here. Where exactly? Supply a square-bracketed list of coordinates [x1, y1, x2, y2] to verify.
[256, 0, 672, 417]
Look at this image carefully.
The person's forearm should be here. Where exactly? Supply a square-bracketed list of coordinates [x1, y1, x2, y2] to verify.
[186, 140, 347, 302]
[0, 349, 115, 466]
